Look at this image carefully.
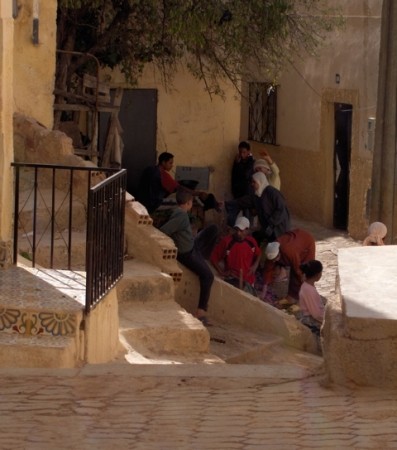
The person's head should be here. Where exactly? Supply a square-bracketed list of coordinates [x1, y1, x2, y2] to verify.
[265, 241, 280, 262]
[254, 159, 271, 176]
[158, 152, 174, 171]
[300, 259, 323, 281]
[238, 141, 251, 160]
[363, 221, 387, 246]
[252, 171, 269, 197]
[176, 188, 193, 210]
[233, 216, 250, 241]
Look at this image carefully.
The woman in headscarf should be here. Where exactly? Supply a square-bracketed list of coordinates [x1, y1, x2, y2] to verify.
[363, 222, 387, 246]
[251, 171, 290, 243]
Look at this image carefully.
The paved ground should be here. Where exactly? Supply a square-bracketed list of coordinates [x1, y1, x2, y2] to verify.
[2, 219, 397, 450]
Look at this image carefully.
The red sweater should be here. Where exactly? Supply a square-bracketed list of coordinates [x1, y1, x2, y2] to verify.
[211, 235, 261, 284]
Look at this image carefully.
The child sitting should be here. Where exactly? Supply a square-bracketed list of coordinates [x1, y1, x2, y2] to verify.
[298, 260, 326, 336]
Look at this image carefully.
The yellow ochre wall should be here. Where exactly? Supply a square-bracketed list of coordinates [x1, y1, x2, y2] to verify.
[13, 0, 57, 129]
[0, 1, 14, 266]
[245, 1, 381, 239]
[107, 66, 242, 203]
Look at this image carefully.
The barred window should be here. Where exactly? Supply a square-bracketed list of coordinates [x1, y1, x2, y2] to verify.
[248, 82, 277, 145]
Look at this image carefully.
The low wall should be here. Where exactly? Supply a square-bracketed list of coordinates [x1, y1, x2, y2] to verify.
[175, 272, 318, 354]
[85, 289, 123, 364]
[323, 246, 397, 387]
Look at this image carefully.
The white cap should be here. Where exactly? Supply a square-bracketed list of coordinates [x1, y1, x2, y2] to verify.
[234, 216, 250, 230]
[265, 242, 280, 260]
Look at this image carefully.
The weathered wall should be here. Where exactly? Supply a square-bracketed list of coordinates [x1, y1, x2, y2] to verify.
[244, 1, 382, 240]
[13, 0, 57, 129]
[106, 66, 242, 201]
[0, 2, 15, 267]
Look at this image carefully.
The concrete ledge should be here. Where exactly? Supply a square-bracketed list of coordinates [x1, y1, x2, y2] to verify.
[175, 274, 318, 355]
[339, 246, 397, 339]
[323, 246, 397, 387]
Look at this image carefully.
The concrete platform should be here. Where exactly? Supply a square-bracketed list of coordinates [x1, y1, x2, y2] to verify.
[323, 245, 397, 387]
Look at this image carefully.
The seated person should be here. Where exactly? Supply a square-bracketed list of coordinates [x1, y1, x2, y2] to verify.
[136, 151, 220, 215]
[262, 229, 315, 301]
[160, 189, 219, 326]
[363, 221, 387, 246]
[297, 260, 326, 336]
[210, 216, 261, 295]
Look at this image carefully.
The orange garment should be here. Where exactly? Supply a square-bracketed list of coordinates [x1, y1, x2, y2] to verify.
[263, 229, 315, 299]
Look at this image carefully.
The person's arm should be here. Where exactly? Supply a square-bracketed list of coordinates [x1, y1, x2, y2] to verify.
[247, 238, 261, 275]
[210, 239, 229, 277]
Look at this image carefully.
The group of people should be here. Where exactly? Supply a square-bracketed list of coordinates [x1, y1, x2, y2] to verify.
[136, 142, 388, 335]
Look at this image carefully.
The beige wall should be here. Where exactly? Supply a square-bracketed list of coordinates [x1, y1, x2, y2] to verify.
[0, 1, 14, 267]
[13, 0, 57, 129]
[246, 1, 382, 239]
[107, 66, 242, 201]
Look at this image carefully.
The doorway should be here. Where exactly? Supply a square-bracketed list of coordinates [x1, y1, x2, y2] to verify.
[333, 103, 352, 230]
[100, 89, 157, 196]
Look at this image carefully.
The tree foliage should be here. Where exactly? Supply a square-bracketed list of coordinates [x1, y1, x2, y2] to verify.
[57, 0, 340, 96]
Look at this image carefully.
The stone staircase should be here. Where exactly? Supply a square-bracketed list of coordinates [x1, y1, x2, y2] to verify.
[1, 169, 322, 377]
[17, 187, 87, 269]
[116, 259, 220, 363]
[0, 261, 85, 368]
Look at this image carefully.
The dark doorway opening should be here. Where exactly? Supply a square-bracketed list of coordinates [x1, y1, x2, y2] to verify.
[100, 89, 157, 196]
[333, 103, 352, 230]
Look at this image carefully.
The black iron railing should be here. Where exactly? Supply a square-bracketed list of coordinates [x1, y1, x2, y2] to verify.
[12, 162, 127, 313]
[85, 170, 126, 312]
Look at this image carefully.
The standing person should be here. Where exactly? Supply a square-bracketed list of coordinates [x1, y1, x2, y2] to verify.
[251, 171, 290, 243]
[363, 222, 387, 246]
[263, 228, 315, 301]
[210, 216, 261, 295]
[160, 189, 219, 326]
[253, 149, 281, 190]
[231, 141, 255, 199]
[225, 171, 290, 242]
[298, 260, 326, 336]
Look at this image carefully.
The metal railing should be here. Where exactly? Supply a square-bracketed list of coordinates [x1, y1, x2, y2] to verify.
[12, 162, 127, 313]
[85, 169, 126, 312]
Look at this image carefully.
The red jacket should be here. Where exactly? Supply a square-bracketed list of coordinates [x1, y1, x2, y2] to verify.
[211, 235, 261, 284]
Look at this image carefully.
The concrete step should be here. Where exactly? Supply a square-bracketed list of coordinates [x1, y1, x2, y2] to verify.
[0, 262, 85, 368]
[208, 322, 323, 374]
[0, 333, 80, 368]
[119, 300, 210, 356]
[17, 187, 87, 233]
[117, 259, 176, 303]
[207, 323, 284, 363]
[17, 229, 87, 269]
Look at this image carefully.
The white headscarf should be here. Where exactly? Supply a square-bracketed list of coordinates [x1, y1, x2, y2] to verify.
[252, 171, 269, 197]
[253, 159, 271, 172]
[363, 222, 387, 246]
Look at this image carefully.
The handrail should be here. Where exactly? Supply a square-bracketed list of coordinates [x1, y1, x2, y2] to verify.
[11, 162, 126, 313]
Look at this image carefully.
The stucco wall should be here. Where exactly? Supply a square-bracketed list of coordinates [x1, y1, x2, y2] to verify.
[13, 0, 57, 129]
[245, 1, 382, 240]
[0, 2, 14, 267]
[107, 66, 242, 202]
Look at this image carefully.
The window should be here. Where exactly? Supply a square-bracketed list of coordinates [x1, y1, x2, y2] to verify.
[248, 82, 277, 145]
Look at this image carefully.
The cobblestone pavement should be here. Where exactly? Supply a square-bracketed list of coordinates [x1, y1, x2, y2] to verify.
[1, 219, 396, 450]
